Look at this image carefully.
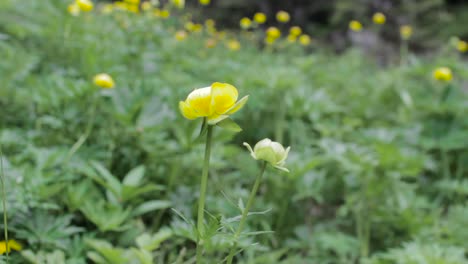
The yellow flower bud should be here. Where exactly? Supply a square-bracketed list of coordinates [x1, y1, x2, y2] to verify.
[199, 0, 210, 5]
[266, 27, 281, 39]
[227, 40, 241, 51]
[289, 26, 302, 37]
[349, 20, 363, 32]
[240, 17, 252, 29]
[457, 40, 468, 53]
[159, 9, 170, 18]
[432, 67, 453, 82]
[299, 34, 311, 46]
[244, 139, 290, 172]
[0, 240, 22, 254]
[93, 73, 115, 89]
[179, 83, 249, 124]
[175, 30, 188, 41]
[170, 0, 184, 9]
[400, 25, 412, 40]
[253, 12, 267, 24]
[67, 3, 80, 16]
[276, 10, 290, 23]
[76, 0, 93, 12]
[372, 12, 386, 25]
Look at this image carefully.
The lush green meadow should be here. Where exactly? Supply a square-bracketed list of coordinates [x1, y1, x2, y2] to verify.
[1, 0, 467, 263]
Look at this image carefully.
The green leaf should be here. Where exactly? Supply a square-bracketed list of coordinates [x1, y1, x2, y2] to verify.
[216, 118, 242, 132]
[122, 165, 146, 186]
[132, 200, 172, 217]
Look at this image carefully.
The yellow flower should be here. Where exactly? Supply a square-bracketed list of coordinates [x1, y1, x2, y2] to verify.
[349, 20, 362, 32]
[433, 67, 453, 82]
[0, 240, 22, 255]
[93, 73, 115, 89]
[299, 34, 311, 46]
[170, 0, 184, 9]
[266, 27, 281, 39]
[457, 40, 468, 53]
[372, 12, 386, 25]
[240, 17, 252, 29]
[125, 3, 139, 13]
[175, 30, 188, 41]
[141, 1, 152, 11]
[101, 3, 113, 14]
[244, 139, 290, 172]
[289, 26, 302, 37]
[199, 0, 210, 5]
[276, 10, 290, 23]
[227, 40, 241, 51]
[76, 0, 93, 12]
[179, 82, 249, 124]
[287, 34, 297, 43]
[253, 12, 267, 24]
[67, 3, 80, 16]
[159, 9, 170, 18]
[400, 25, 412, 40]
[205, 19, 215, 28]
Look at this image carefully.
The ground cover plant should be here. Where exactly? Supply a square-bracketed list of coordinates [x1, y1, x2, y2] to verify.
[0, 0, 467, 263]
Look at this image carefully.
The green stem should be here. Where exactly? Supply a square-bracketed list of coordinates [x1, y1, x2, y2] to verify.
[226, 161, 267, 264]
[196, 125, 213, 264]
[439, 84, 452, 103]
[0, 144, 9, 262]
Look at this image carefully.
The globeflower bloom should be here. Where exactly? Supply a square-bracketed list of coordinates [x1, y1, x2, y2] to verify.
[93, 73, 115, 89]
[372, 12, 386, 24]
[400, 25, 412, 40]
[76, 0, 93, 12]
[254, 12, 267, 24]
[240, 17, 252, 29]
[179, 83, 249, 124]
[433, 67, 453, 82]
[276, 10, 290, 23]
[349, 20, 363, 32]
[227, 40, 241, 51]
[289, 26, 302, 37]
[457, 40, 468, 53]
[0, 240, 22, 255]
[244, 138, 290, 172]
[266, 27, 281, 39]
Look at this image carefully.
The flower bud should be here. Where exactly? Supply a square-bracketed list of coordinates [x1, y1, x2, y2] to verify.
[244, 138, 290, 172]
[93, 73, 115, 89]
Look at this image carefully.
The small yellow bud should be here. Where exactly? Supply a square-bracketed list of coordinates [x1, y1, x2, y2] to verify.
[76, 0, 93, 12]
[299, 34, 311, 46]
[276, 10, 290, 23]
[253, 12, 267, 24]
[349, 20, 363, 32]
[289, 26, 302, 37]
[372, 12, 386, 25]
[266, 27, 281, 39]
[93, 73, 115, 89]
[457, 40, 468, 53]
[244, 139, 290, 172]
[240, 17, 252, 29]
[432, 67, 453, 82]
[400, 25, 412, 40]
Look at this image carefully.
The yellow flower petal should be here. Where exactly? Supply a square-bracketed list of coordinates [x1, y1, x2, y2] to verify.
[179, 101, 198, 119]
[226, 95, 249, 115]
[186, 86, 212, 116]
[210, 82, 238, 115]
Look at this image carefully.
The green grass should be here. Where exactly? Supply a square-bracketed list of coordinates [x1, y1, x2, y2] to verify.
[0, 0, 467, 263]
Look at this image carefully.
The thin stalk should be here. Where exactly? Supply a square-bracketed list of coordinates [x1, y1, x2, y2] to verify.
[0, 144, 9, 262]
[226, 161, 268, 264]
[196, 124, 213, 264]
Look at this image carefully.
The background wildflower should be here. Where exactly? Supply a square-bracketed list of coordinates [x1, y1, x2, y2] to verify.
[253, 12, 267, 24]
[240, 17, 252, 30]
[400, 25, 413, 40]
[372, 12, 386, 24]
[299, 34, 311, 46]
[93, 73, 115, 89]
[349, 20, 363, 32]
[457, 40, 468, 52]
[276, 10, 290, 23]
[433, 67, 453, 82]
[76, 0, 93, 12]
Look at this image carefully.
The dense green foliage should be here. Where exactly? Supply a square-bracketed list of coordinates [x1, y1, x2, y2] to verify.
[0, 0, 467, 263]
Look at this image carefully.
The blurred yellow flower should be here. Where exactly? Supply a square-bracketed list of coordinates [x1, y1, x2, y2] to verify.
[124, 0, 139, 4]
[159, 9, 170, 18]
[76, 0, 93, 12]
[287, 34, 296, 43]
[101, 3, 113, 14]
[400, 25, 412, 40]
[276, 10, 290, 23]
[349, 20, 363, 32]
[289, 26, 302, 37]
[253, 12, 267, 24]
[199, 0, 210, 5]
[240, 17, 252, 29]
[179, 82, 249, 124]
[244, 139, 290, 172]
[93, 73, 115, 89]
[205, 38, 217, 48]
[266, 27, 281, 39]
[433, 67, 453, 82]
[185, 22, 202, 33]
[175, 30, 188, 41]
[372, 12, 386, 25]
[264, 36, 276, 45]
[205, 19, 215, 28]
[299, 34, 311, 46]
[67, 3, 80, 16]
[170, 0, 184, 9]
[227, 40, 241, 51]
[141, 1, 152, 11]
[457, 40, 468, 53]
[0, 240, 22, 255]
[125, 4, 139, 13]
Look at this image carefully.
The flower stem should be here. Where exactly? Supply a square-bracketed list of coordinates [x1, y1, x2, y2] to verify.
[226, 161, 267, 264]
[196, 124, 213, 264]
[0, 144, 9, 262]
